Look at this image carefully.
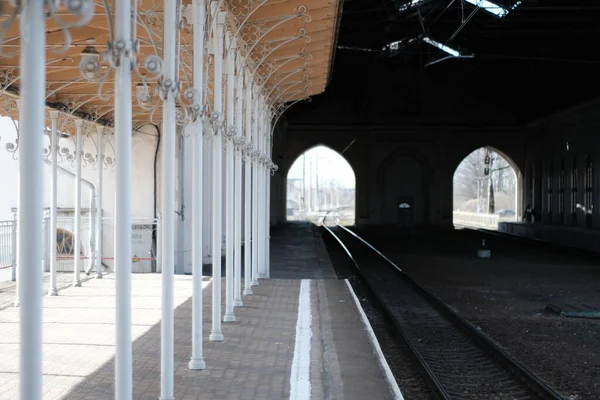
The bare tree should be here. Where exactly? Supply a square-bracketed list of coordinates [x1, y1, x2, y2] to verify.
[454, 148, 516, 213]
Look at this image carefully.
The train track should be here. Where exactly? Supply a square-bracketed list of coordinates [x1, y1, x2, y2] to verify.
[322, 216, 564, 400]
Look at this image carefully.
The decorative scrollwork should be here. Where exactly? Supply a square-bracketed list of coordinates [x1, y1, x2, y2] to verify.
[224, 125, 236, 139]
[209, 111, 225, 135]
[47, 0, 95, 54]
[233, 135, 247, 150]
[5, 139, 18, 159]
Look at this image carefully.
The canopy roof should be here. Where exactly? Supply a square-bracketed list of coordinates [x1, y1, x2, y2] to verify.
[0, 0, 342, 132]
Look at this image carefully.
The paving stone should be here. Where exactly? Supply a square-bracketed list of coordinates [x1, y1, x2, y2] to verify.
[0, 222, 398, 399]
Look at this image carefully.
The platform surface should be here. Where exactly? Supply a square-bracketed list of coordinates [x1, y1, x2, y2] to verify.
[0, 222, 397, 399]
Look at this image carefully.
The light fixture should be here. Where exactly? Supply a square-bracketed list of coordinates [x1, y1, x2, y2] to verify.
[398, 0, 426, 12]
[464, 0, 509, 17]
[136, 83, 151, 104]
[422, 37, 461, 57]
[79, 45, 100, 78]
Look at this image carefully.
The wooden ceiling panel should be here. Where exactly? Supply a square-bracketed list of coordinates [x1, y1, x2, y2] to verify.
[0, 0, 342, 131]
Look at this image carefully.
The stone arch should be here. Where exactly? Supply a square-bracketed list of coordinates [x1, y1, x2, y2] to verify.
[452, 145, 522, 177]
[285, 144, 356, 223]
[452, 145, 523, 220]
[283, 142, 356, 182]
[376, 145, 434, 226]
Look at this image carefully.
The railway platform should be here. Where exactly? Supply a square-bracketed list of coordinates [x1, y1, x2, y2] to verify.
[0, 222, 400, 399]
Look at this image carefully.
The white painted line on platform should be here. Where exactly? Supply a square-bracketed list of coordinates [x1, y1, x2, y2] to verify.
[290, 279, 312, 400]
[345, 279, 405, 400]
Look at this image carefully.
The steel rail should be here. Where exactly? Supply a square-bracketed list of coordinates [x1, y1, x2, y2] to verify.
[322, 212, 565, 400]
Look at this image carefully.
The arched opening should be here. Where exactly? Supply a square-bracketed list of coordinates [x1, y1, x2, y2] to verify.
[376, 146, 433, 227]
[453, 147, 521, 230]
[286, 145, 355, 225]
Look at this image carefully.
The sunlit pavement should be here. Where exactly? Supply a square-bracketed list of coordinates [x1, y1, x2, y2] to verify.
[0, 274, 204, 399]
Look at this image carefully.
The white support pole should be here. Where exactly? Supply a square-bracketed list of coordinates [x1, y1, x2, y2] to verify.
[224, 33, 236, 323]
[265, 131, 271, 279]
[73, 119, 83, 287]
[257, 103, 266, 279]
[251, 95, 259, 286]
[210, 9, 226, 342]
[18, 2, 45, 398]
[48, 111, 59, 295]
[189, 0, 207, 371]
[233, 67, 243, 307]
[95, 125, 104, 278]
[14, 185, 20, 307]
[243, 77, 253, 296]
[160, 0, 177, 396]
[203, 122, 212, 264]
[114, 0, 133, 397]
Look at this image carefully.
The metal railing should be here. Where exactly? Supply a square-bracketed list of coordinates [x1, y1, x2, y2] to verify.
[0, 217, 160, 283]
[0, 220, 16, 282]
[453, 211, 499, 230]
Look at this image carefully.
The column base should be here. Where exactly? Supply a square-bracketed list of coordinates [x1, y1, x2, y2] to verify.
[72, 281, 81, 288]
[234, 299, 243, 307]
[209, 331, 224, 342]
[48, 289, 58, 296]
[188, 358, 206, 370]
[223, 313, 236, 322]
[159, 397, 175, 400]
[258, 274, 267, 279]
[243, 289, 253, 295]
[251, 280, 259, 286]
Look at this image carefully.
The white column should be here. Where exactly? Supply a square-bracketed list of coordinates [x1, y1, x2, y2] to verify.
[265, 131, 272, 279]
[189, 0, 206, 371]
[203, 123, 212, 264]
[73, 120, 83, 287]
[251, 95, 259, 286]
[114, 0, 133, 397]
[18, 2, 45, 398]
[95, 126, 104, 278]
[233, 67, 243, 307]
[48, 111, 59, 295]
[160, 0, 177, 396]
[257, 104, 266, 279]
[224, 34, 236, 322]
[243, 77, 253, 296]
[210, 9, 226, 342]
[14, 184, 20, 307]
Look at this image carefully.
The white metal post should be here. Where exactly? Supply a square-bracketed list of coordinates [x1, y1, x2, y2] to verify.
[160, 0, 177, 396]
[257, 103, 265, 279]
[224, 34, 236, 322]
[210, 10, 226, 342]
[95, 125, 104, 278]
[19, 1, 45, 398]
[233, 67, 243, 306]
[189, 0, 207, 371]
[203, 121, 212, 264]
[243, 78, 253, 295]
[48, 111, 59, 295]
[251, 96, 259, 286]
[73, 120, 83, 287]
[14, 184, 20, 307]
[265, 130, 271, 278]
[114, 0, 133, 397]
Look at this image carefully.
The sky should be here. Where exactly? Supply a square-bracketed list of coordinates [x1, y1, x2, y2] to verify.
[287, 145, 355, 189]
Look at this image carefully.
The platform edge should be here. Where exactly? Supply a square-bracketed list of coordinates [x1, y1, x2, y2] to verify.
[344, 279, 404, 400]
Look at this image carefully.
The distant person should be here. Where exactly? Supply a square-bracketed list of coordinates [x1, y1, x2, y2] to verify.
[523, 204, 534, 223]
